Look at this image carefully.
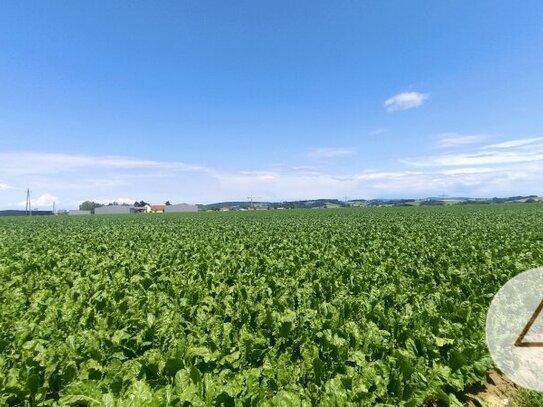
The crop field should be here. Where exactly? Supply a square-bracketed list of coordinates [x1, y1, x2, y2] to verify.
[1, 205, 543, 406]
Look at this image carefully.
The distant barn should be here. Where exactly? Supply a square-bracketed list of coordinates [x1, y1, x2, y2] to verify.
[164, 203, 198, 213]
[94, 206, 143, 215]
[69, 210, 91, 215]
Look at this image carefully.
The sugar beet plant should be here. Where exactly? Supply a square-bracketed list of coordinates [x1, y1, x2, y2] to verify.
[1, 205, 543, 405]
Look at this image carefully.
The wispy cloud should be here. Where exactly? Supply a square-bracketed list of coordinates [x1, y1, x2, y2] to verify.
[369, 128, 388, 136]
[384, 92, 429, 112]
[306, 147, 356, 159]
[440, 167, 497, 175]
[436, 133, 488, 149]
[0, 183, 13, 190]
[0, 141, 541, 209]
[403, 137, 543, 167]
[481, 137, 543, 150]
[0, 152, 210, 176]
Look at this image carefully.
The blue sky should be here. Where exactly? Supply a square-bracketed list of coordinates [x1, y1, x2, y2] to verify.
[1, 1, 543, 208]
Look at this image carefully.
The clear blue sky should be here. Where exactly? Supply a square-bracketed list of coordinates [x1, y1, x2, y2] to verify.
[1, 1, 543, 208]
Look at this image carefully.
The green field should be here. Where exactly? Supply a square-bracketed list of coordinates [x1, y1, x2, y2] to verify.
[1, 205, 543, 406]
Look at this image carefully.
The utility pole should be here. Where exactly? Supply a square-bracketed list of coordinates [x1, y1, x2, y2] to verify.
[25, 188, 32, 216]
[247, 196, 261, 210]
[53, 201, 56, 215]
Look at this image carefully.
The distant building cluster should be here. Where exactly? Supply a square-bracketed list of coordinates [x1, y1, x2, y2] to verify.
[69, 203, 198, 215]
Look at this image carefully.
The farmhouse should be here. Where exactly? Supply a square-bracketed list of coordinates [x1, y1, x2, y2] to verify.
[145, 204, 166, 213]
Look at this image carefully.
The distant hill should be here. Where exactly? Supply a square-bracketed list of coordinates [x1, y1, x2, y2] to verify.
[201, 199, 350, 211]
[200, 195, 541, 211]
[1, 195, 540, 215]
[0, 210, 54, 216]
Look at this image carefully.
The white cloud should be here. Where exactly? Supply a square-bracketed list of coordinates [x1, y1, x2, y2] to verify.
[307, 147, 356, 158]
[88, 197, 138, 205]
[384, 92, 429, 112]
[19, 193, 58, 209]
[0, 183, 13, 190]
[436, 133, 488, 149]
[0, 141, 542, 209]
[403, 136, 543, 167]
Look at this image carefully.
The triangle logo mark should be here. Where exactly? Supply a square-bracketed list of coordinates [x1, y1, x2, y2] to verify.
[515, 299, 543, 347]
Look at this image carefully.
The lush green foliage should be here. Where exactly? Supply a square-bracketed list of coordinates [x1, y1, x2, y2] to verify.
[515, 388, 543, 407]
[1, 205, 542, 405]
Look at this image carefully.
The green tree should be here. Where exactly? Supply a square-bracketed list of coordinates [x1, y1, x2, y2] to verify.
[79, 201, 103, 211]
